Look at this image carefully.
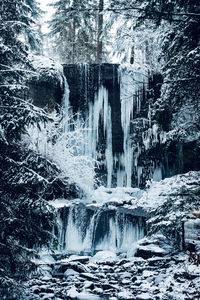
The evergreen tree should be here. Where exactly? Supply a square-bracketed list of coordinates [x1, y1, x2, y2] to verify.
[0, 0, 60, 297]
[108, 0, 200, 138]
[96, 0, 104, 63]
[48, 0, 98, 63]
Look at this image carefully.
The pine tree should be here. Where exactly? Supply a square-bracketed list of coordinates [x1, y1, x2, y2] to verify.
[108, 0, 200, 136]
[48, 0, 98, 63]
[0, 0, 58, 296]
[96, 0, 104, 63]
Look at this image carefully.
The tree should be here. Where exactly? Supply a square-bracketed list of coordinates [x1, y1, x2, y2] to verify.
[48, 0, 98, 63]
[96, 0, 104, 63]
[0, 0, 59, 297]
[108, 0, 200, 136]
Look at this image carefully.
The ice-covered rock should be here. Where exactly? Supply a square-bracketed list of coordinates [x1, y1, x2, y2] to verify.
[90, 251, 117, 263]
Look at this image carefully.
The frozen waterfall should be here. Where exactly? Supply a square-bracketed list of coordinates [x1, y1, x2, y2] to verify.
[53, 199, 145, 255]
[62, 64, 148, 188]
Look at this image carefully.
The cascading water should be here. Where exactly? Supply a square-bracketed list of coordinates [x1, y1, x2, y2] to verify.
[52, 200, 146, 255]
[50, 64, 151, 256]
[62, 64, 149, 188]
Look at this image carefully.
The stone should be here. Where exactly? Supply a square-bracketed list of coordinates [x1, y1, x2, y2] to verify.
[64, 269, 79, 277]
[136, 293, 152, 300]
[80, 273, 99, 282]
[135, 244, 166, 259]
[68, 255, 90, 264]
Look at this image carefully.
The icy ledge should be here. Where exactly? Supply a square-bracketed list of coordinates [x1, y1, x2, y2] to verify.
[49, 171, 200, 213]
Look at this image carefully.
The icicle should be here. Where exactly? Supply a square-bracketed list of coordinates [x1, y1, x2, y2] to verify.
[105, 105, 113, 188]
[62, 76, 70, 133]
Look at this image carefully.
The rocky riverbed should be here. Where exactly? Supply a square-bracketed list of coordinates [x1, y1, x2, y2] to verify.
[25, 245, 200, 300]
[24, 172, 200, 300]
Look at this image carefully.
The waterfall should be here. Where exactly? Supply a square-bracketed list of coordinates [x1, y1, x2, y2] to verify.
[63, 71, 114, 187]
[46, 64, 151, 257]
[115, 67, 148, 187]
[54, 202, 145, 254]
[62, 64, 149, 188]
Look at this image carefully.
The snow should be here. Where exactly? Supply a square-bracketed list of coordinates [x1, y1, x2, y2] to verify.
[49, 198, 72, 208]
[67, 287, 101, 299]
[139, 171, 200, 211]
[118, 291, 134, 299]
[90, 186, 143, 204]
[136, 293, 152, 300]
[32, 253, 55, 265]
[142, 270, 155, 278]
[64, 269, 78, 277]
[138, 244, 166, 254]
[90, 251, 117, 263]
[39, 0, 54, 34]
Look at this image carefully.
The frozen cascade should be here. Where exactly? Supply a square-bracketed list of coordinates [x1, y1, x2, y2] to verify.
[49, 65, 151, 256]
[62, 76, 70, 133]
[62, 63, 154, 188]
[54, 202, 145, 254]
[118, 67, 148, 187]
[63, 79, 114, 187]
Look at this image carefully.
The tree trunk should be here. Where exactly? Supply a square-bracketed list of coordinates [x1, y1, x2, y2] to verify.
[72, 17, 76, 63]
[96, 0, 103, 63]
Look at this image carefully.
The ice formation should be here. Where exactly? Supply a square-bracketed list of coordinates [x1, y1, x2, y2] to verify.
[62, 64, 149, 188]
[54, 201, 145, 254]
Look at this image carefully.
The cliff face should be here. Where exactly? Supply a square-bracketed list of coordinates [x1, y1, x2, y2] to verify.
[27, 56, 64, 112]
[29, 61, 200, 188]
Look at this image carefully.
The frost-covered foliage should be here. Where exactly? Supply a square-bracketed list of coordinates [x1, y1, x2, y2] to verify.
[26, 110, 96, 195]
[109, 0, 200, 142]
[48, 0, 98, 63]
[0, 1, 76, 297]
[140, 171, 200, 249]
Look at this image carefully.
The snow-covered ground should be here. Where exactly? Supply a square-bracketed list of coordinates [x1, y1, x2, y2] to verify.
[49, 170, 200, 212]
[25, 171, 200, 299]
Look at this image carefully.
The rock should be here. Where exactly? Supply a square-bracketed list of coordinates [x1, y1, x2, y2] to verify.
[90, 251, 117, 264]
[131, 276, 137, 282]
[83, 281, 95, 290]
[53, 261, 90, 277]
[136, 293, 152, 300]
[93, 287, 103, 294]
[68, 255, 90, 264]
[100, 283, 117, 290]
[147, 256, 170, 267]
[80, 273, 99, 282]
[135, 244, 166, 259]
[118, 290, 134, 299]
[39, 285, 55, 294]
[64, 269, 79, 277]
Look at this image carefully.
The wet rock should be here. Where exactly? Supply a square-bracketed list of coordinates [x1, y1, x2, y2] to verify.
[136, 293, 152, 300]
[80, 272, 99, 281]
[68, 255, 90, 264]
[64, 269, 79, 277]
[135, 244, 166, 259]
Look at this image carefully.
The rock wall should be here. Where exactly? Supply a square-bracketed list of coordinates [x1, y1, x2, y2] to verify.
[29, 61, 200, 188]
[28, 57, 64, 112]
